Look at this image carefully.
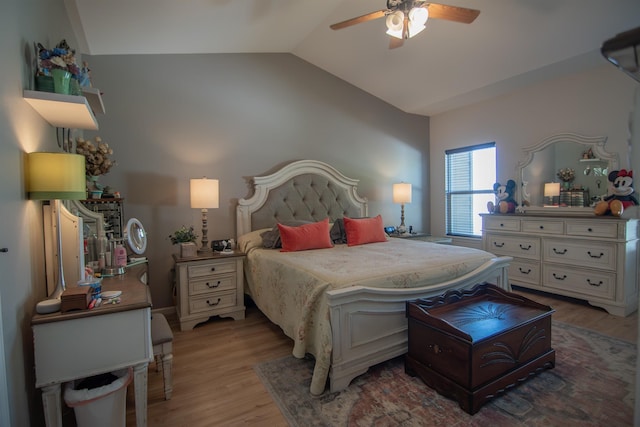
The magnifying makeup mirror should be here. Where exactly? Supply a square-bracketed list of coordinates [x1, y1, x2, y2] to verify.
[125, 217, 147, 255]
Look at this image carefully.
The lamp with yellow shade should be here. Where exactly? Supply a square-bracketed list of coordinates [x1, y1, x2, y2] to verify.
[190, 178, 219, 255]
[27, 152, 86, 314]
[544, 182, 561, 207]
[393, 182, 412, 234]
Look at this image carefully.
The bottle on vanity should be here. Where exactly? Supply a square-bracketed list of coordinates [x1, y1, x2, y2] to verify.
[114, 243, 127, 267]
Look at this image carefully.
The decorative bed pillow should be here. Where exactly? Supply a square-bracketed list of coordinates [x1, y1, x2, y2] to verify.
[277, 218, 333, 252]
[343, 215, 387, 246]
[261, 220, 311, 248]
[238, 228, 271, 253]
[330, 219, 347, 244]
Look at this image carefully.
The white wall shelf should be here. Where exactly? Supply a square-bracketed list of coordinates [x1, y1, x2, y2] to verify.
[23, 89, 102, 130]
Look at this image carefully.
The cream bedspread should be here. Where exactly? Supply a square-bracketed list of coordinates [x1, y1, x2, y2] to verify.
[238, 230, 496, 394]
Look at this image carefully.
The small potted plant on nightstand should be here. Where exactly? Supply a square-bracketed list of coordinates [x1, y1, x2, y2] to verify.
[169, 226, 198, 258]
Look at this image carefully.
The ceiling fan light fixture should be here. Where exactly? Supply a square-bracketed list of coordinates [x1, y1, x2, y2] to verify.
[409, 6, 428, 27]
[386, 10, 404, 39]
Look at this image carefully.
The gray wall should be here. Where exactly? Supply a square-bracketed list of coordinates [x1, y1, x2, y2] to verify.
[83, 53, 431, 309]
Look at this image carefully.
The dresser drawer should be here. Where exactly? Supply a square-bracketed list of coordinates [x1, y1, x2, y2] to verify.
[543, 239, 616, 270]
[483, 216, 520, 232]
[189, 290, 237, 314]
[485, 234, 540, 260]
[543, 266, 615, 300]
[509, 259, 540, 285]
[521, 219, 564, 235]
[188, 259, 237, 279]
[189, 273, 236, 296]
[565, 221, 619, 239]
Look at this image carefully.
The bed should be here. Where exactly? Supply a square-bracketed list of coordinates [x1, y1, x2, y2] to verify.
[236, 160, 512, 395]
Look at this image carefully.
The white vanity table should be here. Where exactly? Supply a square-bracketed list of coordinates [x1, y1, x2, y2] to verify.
[32, 262, 152, 427]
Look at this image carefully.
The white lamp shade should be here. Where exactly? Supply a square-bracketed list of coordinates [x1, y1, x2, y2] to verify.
[27, 152, 86, 200]
[386, 11, 404, 39]
[544, 182, 561, 197]
[190, 178, 219, 209]
[409, 6, 429, 27]
[393, 182, 412, 204]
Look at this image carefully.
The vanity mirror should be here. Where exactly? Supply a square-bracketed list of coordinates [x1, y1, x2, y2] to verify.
[516, 133, 619, 214]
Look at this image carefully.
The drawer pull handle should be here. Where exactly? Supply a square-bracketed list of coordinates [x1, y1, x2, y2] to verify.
[539, 225, 544, 229]
[206, 298, 221, 306]
[500, 223, 504, 227]
[553, 273, 567, 280]
[519, 244, 531, 250]
[518, 267, 531, 274]
[552, 248, 567, 255]
[210, 267, 216, 272]
[587, 279, 603, 287]
[206, 281, 221, 288]
[587, 228, 593, 232]
[587, 251, 604, 259]
[493, 242, 505, 248]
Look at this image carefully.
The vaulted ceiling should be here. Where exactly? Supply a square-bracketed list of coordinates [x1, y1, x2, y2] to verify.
[65, 0, 640, 116]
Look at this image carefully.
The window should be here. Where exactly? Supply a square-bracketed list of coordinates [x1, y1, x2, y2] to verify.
[445, 142, 496, 237]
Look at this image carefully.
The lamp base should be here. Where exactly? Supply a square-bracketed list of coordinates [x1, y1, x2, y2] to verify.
[36, 298, 61, 314]
[197, 247, 213, 255]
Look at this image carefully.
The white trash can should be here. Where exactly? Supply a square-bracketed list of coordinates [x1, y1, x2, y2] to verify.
[64, 367, 132, 427]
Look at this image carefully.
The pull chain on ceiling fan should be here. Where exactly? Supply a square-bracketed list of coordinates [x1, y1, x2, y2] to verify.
[330, 1, 480, 49]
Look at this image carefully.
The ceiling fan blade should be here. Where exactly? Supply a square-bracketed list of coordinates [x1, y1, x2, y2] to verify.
[425, 3, 480, 24]
[330, 10, 387, 30]
[389, 37, 404, 49]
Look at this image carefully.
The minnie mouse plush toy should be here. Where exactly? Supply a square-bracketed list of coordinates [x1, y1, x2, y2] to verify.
[594, 169, 638, 216]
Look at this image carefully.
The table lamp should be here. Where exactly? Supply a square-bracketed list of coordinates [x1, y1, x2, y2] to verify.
[27, 152, 86, 314]
[393, 182, 412, 233]
[190, 177, 219, 255]
[544, 182, 560, 207]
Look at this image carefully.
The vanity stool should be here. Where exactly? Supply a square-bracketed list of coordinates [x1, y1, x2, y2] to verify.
[151, 313, 173, 400]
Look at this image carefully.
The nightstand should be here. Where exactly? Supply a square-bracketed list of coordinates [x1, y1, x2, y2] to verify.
[390, 232, 452, 244]
[173, 251, 245, 331]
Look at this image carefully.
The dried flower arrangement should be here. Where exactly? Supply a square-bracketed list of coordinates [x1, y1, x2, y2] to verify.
[557, 168, 575, 182]
[75, 136, 116, 176]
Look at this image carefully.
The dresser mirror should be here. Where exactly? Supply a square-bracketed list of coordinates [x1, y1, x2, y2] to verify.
[516, 133, 619, 214]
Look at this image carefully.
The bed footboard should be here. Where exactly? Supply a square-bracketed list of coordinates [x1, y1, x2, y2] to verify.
[326, 256, 512, 393]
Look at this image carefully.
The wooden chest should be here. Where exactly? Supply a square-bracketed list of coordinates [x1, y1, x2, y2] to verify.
[405, 283, 555, 414]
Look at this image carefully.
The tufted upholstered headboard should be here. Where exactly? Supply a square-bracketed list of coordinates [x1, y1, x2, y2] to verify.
[236, 160, 368, 238]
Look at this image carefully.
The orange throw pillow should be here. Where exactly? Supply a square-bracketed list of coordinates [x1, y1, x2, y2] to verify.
[343, 215, 387, 246]
[277, 218, 333, 252]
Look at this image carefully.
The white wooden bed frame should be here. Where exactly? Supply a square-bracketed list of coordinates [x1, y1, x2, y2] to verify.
[237, 160, 512, 394]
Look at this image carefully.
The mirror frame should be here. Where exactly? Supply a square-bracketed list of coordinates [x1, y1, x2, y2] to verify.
[125, 217, 147, 255]
[516, 133, 619, 215]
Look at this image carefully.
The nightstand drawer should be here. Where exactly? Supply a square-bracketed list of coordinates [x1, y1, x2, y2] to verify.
[188, 260, 237, 278]
[485, 234, 540, 260]
[189, 273, 236, 296]
[484, 217, 520, 232]
[521, 220, 564, 234]
[543, 239, 616, 270]
[189, 290, 237, 314]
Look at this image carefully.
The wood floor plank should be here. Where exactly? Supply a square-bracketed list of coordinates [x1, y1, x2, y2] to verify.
[125, 290, 638, 426]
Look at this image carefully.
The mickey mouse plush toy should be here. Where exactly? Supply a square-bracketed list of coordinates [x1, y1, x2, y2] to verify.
[487, 179, 518, 214]
[594, 169, 638, 216]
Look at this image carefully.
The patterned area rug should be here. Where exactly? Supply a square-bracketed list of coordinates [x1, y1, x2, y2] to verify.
[254, 322, 636, 427]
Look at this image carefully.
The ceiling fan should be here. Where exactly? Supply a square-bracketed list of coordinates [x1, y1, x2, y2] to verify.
[330, 1, 480, 49]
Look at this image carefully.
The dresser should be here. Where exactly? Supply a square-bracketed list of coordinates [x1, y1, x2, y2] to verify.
[481, 213, 639, 316]
[173, 252, 245, 331]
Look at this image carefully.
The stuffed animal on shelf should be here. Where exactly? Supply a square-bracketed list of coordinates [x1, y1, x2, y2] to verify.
[594, 169, 638, 216]
[487, 179, 518, 214]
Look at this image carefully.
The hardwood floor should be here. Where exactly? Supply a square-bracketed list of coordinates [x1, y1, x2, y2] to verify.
[123, 291, 637, 426]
